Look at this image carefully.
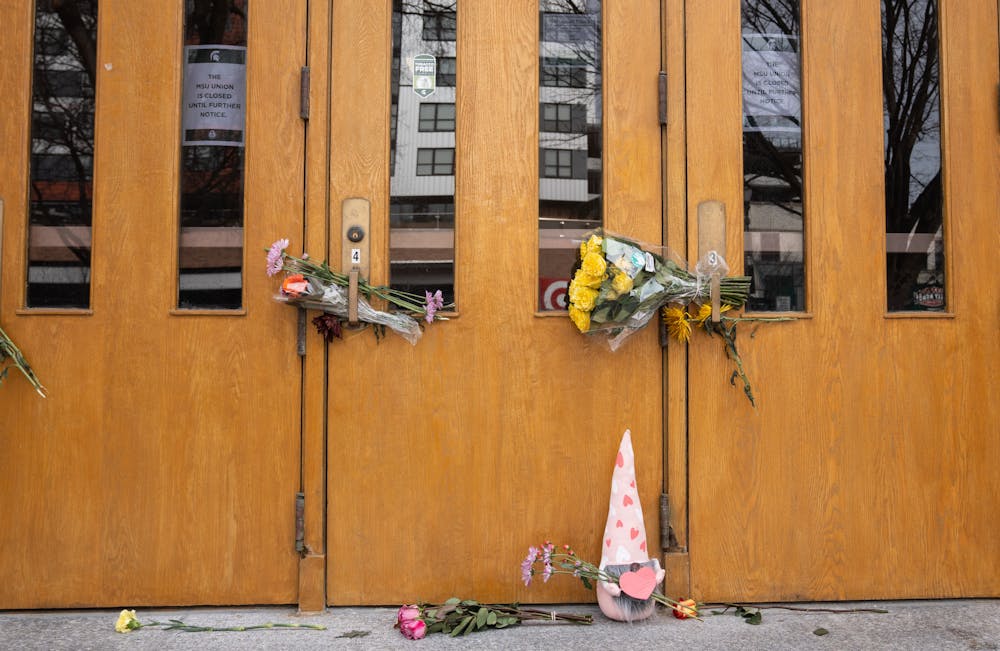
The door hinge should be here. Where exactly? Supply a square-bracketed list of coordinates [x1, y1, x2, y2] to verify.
[300, 66, 310, 120]
[660, 492, 680, 552]
[658, 71, 668, 126]
[295, 491, 306, 557]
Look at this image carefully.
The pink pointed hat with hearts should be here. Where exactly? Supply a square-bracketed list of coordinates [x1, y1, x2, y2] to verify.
[600, 429, 650, 568]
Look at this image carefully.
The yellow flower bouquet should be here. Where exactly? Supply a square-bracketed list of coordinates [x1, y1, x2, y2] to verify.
[567, 229, 751, 350]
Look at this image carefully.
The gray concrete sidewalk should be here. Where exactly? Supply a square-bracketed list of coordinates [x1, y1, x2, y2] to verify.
[1, 600, 998, 650]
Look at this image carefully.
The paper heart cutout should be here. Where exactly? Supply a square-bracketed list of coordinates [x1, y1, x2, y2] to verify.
[630, 527, 639, 540]
[630, 480, 635, 488]
[606, 538, 612, 547]
[616, 452, 624, 468]
[623, 495, 634, 507]
[619, 566, 657, 600]
[640, 541, 647, 552]
[616, 520, 623, 528]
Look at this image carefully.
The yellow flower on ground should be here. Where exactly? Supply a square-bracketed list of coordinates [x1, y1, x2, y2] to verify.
[611, 271, 633, 295]
[115, 609, 140, 633]
[691, 302, 732, 324]
[573, 268, 603, 289]
[580, 251, 607, 279]
[568, 284, 599, 312]
[663, 305, 692, 344]
[569, 305, 591, 332]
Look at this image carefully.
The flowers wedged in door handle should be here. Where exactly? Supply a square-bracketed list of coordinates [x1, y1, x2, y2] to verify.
[567, 229, 794, 407]
[266, 238, 451, 345]
[568, 229, 752, 348]
[0, 325, 46, 397]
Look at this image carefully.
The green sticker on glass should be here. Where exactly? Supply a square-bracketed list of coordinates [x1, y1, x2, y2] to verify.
[412, 54, 437, 98]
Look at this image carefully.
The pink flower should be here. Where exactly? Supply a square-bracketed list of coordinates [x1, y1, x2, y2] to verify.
[397, 605, 421, 625]
[400, 618, 426, 640]
[423, 290, 445, 324]
[542, 541, 555, 582]
[521, 546, 539, 586]
[266, 239, 289, 276]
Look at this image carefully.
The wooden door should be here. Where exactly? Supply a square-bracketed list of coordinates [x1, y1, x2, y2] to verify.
[0, 2, 305, 607]
[683, 0, 1000, 601]
[319, 0, 664, 605]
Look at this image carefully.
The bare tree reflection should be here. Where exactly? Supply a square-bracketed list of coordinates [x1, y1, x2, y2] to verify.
[882, 0, 942, 309]
[28, 0, 98, 306]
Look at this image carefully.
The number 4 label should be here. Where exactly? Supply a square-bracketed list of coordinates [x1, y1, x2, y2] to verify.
[351, 248, 361, 265]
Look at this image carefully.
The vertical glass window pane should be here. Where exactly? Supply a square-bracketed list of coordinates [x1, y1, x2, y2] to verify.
[390, 0, 457, 305]
[178, 0, 248, 309]
[27, 0, 99, 308]
[741, 0, 805, 312]
[538, 0, 602, 312]
[882, 0, 944, 311]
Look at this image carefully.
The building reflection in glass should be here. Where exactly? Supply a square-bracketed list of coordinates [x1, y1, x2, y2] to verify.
[178, 0, 247, 309]
[882, 0, 944, 311]
[741, 0, 805, 312]
[389, 0, 458, 305]
[27, 0, 98, 308]
[538, 0, 602, 312]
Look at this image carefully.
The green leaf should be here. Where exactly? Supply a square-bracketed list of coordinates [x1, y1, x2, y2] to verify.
[581, 576, 593, 590]
[487, 611, 498, 626]
[813, 628, 829, 636]
[744, 612, 763, 625]
[476, 608, 488, 628]
[461, 599, 480, 607]
[450, 616, 473, 637]
[336, 630, 370, 638]
[444, 597, 461, 606]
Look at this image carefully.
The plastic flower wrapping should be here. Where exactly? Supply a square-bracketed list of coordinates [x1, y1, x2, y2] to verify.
[266, 239, 450, 345]
[568, 229, 751, 351]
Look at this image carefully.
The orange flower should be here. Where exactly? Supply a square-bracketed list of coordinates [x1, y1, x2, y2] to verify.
[672, 598, 698, 619]
[281, 274, 310, 297]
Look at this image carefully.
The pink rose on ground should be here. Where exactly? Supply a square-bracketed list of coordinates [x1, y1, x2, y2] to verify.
[400, 618, 427, 640]
[397, 605, 421, 625]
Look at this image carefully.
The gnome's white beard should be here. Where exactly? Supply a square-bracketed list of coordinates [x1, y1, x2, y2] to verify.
[596, 559, 665, 623]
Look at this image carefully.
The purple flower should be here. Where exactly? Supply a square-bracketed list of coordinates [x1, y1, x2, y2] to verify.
[424, 289, 445, 324]
[542, 542, 554, 582]
[521, 546, 539, 586]
[266, 238, 289, 276]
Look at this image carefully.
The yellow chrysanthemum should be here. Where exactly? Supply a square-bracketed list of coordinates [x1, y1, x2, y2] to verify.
[691, 302, 732, 324]
[663, 305, 692, 344]
[579, 235, 603, 260]
[573, 268, 603, 289]
[586, 234, 603, 254]
[115, 609, 139, 634]
[568, 284, 599, 312]
[611, 271, 633, 295]
[569, 305, 591, 332]
[580, 251, 607, 279]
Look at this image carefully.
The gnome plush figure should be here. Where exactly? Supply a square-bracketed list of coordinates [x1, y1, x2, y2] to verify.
[597, 429, 666, 622]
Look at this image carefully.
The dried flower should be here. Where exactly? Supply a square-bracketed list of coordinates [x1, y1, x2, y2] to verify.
[312, 314, 343, 342]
